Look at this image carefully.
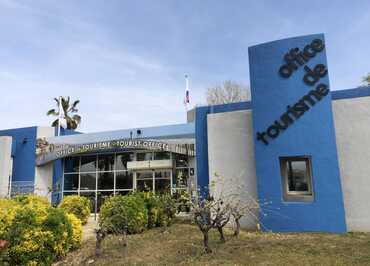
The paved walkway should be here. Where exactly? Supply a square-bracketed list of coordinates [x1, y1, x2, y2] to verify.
[82, 215, 99, 242]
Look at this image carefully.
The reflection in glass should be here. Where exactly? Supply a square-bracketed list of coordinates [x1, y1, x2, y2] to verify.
[97, 154, 115, 171]
[155, 179, 171, 194]
[98, 172, 114, 190]
[63, 191, 78, 197]
[174, 169, 188, 188]
[116, 190, 130, 196]
[80, 156, 97, 172]
[137, 152, 153, 161]
[136, 172, 153, 180]
[288, 161, 309, 192]
[116, 153, 134, 170]
[80, 173, 96, 190]
[64, 157, 79, 173]
[137, 179, 153, 192]
[116, 171, 133, 189]
[174, 154, 188, 167]
[153, 152, 170, 160]
[80, 191, 95, 213]
[63, 173, 79, 191]
[97, 191, 113, 212]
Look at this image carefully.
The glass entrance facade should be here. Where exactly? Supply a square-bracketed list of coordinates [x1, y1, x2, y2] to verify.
[62, 151, 192, 212]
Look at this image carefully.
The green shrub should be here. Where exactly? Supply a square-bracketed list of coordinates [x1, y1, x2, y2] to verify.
[158, 194, 177, 226]
[99, 194, 148, 234]
[141, 192, 161, 229]
[139, 192, 176, 228]
[59, 195, 91, 225]
[0, 195, 82, 266]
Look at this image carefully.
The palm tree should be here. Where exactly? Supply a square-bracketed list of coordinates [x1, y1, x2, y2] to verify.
[47, 96, 81, 130]
[363, 73, 370, 86]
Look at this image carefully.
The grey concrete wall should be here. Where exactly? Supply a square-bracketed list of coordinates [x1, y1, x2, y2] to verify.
[34, 127, 55, 200]
[0, 136, 12, 197]
[333, 96, 370, 231]
[207, 110, 258, 229]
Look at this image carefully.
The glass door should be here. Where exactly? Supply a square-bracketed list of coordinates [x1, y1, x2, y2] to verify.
[135, 170, 172, 194]
[154, 170, 171, 194]
[136, 171, 153, 192]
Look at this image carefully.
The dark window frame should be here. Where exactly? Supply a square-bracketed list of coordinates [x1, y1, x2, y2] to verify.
[279, 156, 314, 202]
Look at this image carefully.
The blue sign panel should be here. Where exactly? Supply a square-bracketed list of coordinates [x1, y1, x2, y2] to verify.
[249, 34, 347, 232]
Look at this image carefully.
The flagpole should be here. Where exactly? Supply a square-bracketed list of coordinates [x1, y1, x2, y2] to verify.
[57, 96, 61, 137]
[185, 74, 189, 112]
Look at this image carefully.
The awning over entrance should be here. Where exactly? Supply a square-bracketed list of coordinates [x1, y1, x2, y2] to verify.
[36, 137, 195, 166]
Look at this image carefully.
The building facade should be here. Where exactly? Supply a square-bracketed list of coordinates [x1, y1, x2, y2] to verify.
[1, 34, 370, 233]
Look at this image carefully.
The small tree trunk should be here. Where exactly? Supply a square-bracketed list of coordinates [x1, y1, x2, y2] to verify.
[217, 226, 226, 243]
[118, 230, 128, 258]
[234, 219, 240, 237]
[95, 229, 106, 257]
[202, 231, 212, 253]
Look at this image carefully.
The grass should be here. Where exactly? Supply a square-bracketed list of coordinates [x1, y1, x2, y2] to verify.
[56, 220, 370, 266]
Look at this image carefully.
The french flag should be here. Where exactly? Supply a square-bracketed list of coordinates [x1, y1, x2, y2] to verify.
[184, 74, 190, 106]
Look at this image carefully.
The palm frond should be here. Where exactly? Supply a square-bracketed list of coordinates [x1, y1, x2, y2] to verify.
[47, 109, 58, 116]
[68, 100, 80, 112]
[72, 114, 81, 124]
[51, 119, 59, 127]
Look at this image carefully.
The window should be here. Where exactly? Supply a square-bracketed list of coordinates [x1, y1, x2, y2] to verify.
[174, 169, 188, 188]
[63, 173, 79, 191]
[174, 154, 188, 167]
[155, 171, 171, 194]
[80, 173, 96, 190]
[116, 153, 134, 170]
[98, 172, 114, 190]
[97, 154, 114, 171]
[80, 156, 96, 172]
[280, 156, 314, 202]
[136, 171, 153, 192]
[116, 171, 133, 190]
[153, 152, 170, 160]
[64, 157, 79, 173]
[137, 152, 153, 161]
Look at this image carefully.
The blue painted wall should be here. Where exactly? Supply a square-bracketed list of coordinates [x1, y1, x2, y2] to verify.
[0, 127, 37, 184]
[249, 34, 346, 232]
[52, 128, 81, 204]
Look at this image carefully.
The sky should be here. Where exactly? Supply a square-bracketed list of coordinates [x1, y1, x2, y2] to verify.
[0, 0, 369, 132]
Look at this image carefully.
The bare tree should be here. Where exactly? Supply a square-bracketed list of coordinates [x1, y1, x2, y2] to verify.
[190, 174, 261, 253]
[206, 80, 250, 105]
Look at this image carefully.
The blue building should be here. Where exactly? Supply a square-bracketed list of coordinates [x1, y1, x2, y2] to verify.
[1, 34, 370, 233]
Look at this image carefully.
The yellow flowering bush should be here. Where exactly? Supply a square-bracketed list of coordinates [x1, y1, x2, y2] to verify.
[59, 195, 91, 225]
[0, 198, 19, 240]
[0, 195, 82, 266]
[66, 213, 82, 249]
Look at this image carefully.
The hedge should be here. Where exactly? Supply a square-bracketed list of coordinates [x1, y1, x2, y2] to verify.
[59, 195, 91, 225]
[99, 192, 177, 235]
[0, 195, 82, 266]
[99, 194, 148, 234]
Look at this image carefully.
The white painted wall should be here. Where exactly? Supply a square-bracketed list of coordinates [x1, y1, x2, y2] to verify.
[333, 96, 370, 231]
[207, 110, 258, 229]
[0, 136, 12, 197]
[34, 127, 55, 200]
